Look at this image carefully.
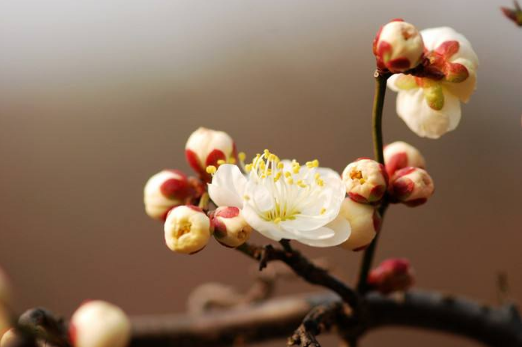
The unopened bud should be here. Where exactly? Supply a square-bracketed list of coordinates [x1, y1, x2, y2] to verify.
[69, 301, 131, 347]
[368, 258, 414, 294]
[0, 308, 10, 342]
[383, 141, 426, 177]
[342, 158, 387, 204]
[144, 170, 195, 220]
[0, 329, 17, 347]
[185, 127, 237, 181]
[339, 199, 380, 251]
[390, 167, 434, 206]
[164, 205, 211, 254]
[373, 19, 424, 73]
[211, 207, 252, 248]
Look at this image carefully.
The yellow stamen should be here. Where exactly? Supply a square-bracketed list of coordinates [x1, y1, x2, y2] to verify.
[320, 208, 326, 215]
[217, 159, 226, 165]
[238, 152, 246, 162]
[206, 166, 217, 174]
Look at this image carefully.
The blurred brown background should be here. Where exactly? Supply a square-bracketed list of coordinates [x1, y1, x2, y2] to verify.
[1, 1, 521, 346]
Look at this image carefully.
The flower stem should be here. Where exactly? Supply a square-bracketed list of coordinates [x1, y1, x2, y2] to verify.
[356, 71, 390, 294]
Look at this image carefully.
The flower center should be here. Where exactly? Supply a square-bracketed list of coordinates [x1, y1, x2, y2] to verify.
[245, 149, 327, 224]
[350, 170, 366, 184]
[177, 221, 192, 238]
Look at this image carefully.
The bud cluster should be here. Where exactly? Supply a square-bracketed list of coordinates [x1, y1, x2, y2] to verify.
[384, 141, 434, 207]
[143, 127, 252, 255]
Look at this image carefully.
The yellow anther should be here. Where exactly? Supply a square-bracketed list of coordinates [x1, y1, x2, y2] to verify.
[243, 195, 250, 201]
[266, 169, 272, 176]
[284, 171, 292, 178]
[277, 162, 285, 170]
[228, 157, 236, 164]
[287, 178, 294, 185]
[316, 179, 324, 187]
[217, 159, 226, 165]
[206, 166, 217, 174]
[264, 149, 270, 157]
[320, 208, 326, 215]
[292, 164, 301, 174]
[274, 172, 282, 182]
[245, 164, 253, 172]
[238, 152, 246, 162]
[274, 217, 282, 224]
[268, 154, 276, 161]
[313, 160, 319, 167]
[314, 173, 321, 180]
[297, 180, 307, 188]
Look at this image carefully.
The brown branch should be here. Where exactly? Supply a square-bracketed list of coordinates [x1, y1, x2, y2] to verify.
[236, 243, 361, 315]
[128, 290, 522, 347]
[287, 302, 348, 347]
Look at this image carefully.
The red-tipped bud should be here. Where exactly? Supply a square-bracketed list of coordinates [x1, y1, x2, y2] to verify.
[69, 301, 131, 347]
[383, 141, 426, 177]
[144, 170, 196, 220]
[185, 127, 237, 181]
[373, 20, 424, 73]
[164, 205, 212, 254]
[338, 199, 381, 251]
[210, 207, 252, 248]
[342, 158, 388, 204]
[368, 258, 414, 294]
[390, 167, 434, 207]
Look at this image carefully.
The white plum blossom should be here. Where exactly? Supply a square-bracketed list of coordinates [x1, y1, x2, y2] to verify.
[208, 150, 351, 247]
[388, 27, 479, 139]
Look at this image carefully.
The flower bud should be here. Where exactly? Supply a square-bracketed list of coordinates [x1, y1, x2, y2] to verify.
[144, 170, 195, 220]
[390, 167, 434, 207]
[342, 158, 387, 204]
[373, 19, 424, 73]
[367, 258, 414, 294]
[69, 300, 131, 347]
[339, 199, 381, 251]
[185, 127, 237, 181]
[383, 141, 426, 177]
[164, 205, 211, 254]
[0, 329, 17, 347]
[210, 207, 252, 248]
[0, 308, 10, 341]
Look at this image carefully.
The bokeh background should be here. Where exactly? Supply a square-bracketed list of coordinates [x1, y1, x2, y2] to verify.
[1, 1, 521, 346]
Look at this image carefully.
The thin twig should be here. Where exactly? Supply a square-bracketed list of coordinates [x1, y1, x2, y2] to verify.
[356, 71, 390, 294]
[236, 243, 361, 315]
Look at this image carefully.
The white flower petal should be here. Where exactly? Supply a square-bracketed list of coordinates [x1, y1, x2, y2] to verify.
[296, 215, 351, 247]
[387, 74, 402, 92]
[421, 27, 478, 67]
[241, 205, 285, 241]
[208, 164, 247, 207]
[245, 183, 275, 212]
[396, 87, 461, 139]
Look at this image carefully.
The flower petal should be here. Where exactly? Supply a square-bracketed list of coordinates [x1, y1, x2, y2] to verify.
[296, 215, 351, 247]
[208, 164, 247, 208]
[396, 87, 461, 139]
[241, 204, 285, 241]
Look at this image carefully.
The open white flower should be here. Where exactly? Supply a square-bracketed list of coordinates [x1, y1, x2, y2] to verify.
[208, 150, 350, 247]
[388, 27, 479, 139]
